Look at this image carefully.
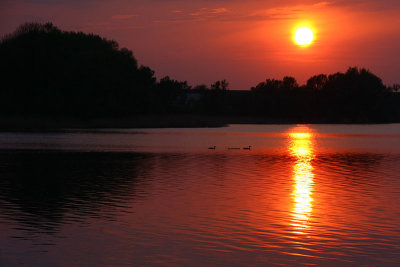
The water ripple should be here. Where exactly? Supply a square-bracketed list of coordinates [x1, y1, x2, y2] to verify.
[1, 125, 400, 265]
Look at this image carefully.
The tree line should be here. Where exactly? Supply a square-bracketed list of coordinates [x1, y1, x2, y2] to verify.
[1, 22, 399, 123]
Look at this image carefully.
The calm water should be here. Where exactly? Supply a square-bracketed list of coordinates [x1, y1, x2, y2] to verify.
[1, 124, 400, 266]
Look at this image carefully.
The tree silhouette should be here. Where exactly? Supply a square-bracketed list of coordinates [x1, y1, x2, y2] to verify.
[211, 80, 229, 91]
[282, 76, 298, 90]
[0, 22, 398, 125]
[0, 22, 156, 118]
[306, 74, 328, 90]
[151, 76, 191, 113]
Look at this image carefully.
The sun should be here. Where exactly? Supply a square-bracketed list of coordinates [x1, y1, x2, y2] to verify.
[294, 27, 314, 46]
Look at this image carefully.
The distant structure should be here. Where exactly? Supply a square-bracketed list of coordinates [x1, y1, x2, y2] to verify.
[186, 92, 202, 103]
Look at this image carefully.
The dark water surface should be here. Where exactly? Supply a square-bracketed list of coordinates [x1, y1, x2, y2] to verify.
[1, 124, 400, 266]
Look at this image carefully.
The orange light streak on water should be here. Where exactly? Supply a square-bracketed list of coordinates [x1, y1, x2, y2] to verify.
[288, 126, 315, 234]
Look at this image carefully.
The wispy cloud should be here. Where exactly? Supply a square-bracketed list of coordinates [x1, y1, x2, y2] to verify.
[111, 14, 138, 20]
[210, 8, 228, 14]
[189, 8, 208, 17]
[154, 7, 230, 23]
[234, 1, 331, 22]
[152, 2, 333, 24]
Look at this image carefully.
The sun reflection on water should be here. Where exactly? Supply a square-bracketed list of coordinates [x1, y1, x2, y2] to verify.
[288, 126, 315, 234]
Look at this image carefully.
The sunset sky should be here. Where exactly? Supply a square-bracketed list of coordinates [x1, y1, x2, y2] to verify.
[1, 0, 399, 89]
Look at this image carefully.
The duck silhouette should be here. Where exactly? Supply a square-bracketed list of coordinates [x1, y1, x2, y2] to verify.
[243, 146, 252, 150]
[208, 146, 216, 150]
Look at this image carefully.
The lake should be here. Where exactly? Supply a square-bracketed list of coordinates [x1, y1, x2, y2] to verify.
[1, 124, 400, 266]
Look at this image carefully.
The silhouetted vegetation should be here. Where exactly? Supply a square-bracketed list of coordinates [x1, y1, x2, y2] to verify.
[1, 22, 400, 127]
[0, 22, 155, 118]
[250, 68, 396, 122]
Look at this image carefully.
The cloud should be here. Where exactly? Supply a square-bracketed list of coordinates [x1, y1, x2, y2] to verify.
[111, 14, 138, 20]
[13, 0, 102, 7]
[210, 8, 228, 14]
[214, 1, 332, 22]
[151, 1, 334, 24]
[153, 7, 230, 23]
[329, 0, 400, 10]
[20, 0, 99, 3]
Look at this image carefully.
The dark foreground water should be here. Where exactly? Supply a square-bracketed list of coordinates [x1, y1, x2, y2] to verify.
[1, 124, 400, 266]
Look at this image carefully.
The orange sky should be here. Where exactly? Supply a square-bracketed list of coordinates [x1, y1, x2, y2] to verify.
[1, 0, 399, 89]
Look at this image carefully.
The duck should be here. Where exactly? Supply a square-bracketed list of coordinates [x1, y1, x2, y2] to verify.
[243, 145, 252, 150]
[208, 146, 216, 150]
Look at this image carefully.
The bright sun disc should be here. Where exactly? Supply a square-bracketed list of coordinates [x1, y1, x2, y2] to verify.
[294, 27, 313, 46]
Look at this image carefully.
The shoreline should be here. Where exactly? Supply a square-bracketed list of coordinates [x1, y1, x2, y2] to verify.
[0, 115, 397, 132]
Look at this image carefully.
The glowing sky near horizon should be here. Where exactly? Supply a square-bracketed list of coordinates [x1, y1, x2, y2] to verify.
[1, 0, 399, 89]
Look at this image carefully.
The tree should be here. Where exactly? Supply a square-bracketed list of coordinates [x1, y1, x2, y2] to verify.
[282, 76, 298, 90]
[306, 74, 328, 90]
[211, 79, 229, 91]
[0, 22, 156, 117]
